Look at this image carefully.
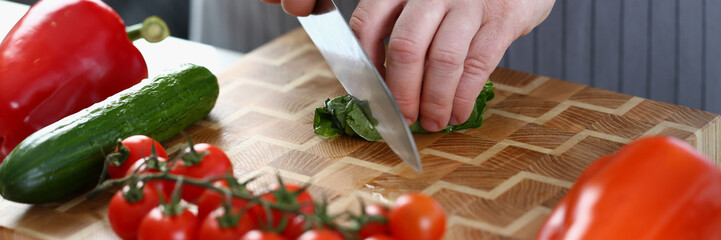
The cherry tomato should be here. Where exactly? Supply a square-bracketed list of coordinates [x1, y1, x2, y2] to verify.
[196, 180, 251, 222]
[137, 207, 199, 240]
[198, 206, 257, 240]
[167, 143, 233, 202]
[252, 183, 314, 229]
[240, 230, 286, 240]
[108, 184, 160, 240]
[364, 235, 395, 240]
[358, 204, 390, 238]
[388, 193, 446, 240]
[125, 156, 170, 199]
[108, 135, 167, 179]
[282, 215, 317, 239]
[196, 180, 230, 220]
[297, 229, 344, 240]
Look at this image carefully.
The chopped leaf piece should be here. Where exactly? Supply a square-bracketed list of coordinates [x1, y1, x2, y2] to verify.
[313, 81, 495, 141]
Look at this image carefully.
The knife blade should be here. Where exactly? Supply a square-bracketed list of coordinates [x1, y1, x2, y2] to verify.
[298, 0, 422, 172]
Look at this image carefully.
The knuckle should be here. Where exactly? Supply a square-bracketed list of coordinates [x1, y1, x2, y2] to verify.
[452, 94, 478, 119]
[421, 103, 449, 123]
[429, 47, 465, 70]
[453, 94, 477, 106]
[423, 101, 446, 114]
[463, 55, 494, 79]
[349, 7, 370, 32]
[394, 95, 417, 110]
[387, 36, 425, 65]
[348, 16, 365, 32]
[395, 96, 419, 120]
[427, 0, 448, 8]
[422, 94, 452, 114]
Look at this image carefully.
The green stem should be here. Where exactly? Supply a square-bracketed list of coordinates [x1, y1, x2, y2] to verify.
[126, 16, 170, 43]
[217, 197, 241, 228]
[90, 172, 304, 215]
[106, 139, 130, 167]
[180, 133, 207, 166]
[122, 178, 147, 203]
[162, 177, 185, 216]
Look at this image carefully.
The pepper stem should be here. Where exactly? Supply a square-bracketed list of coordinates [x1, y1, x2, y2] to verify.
[127, 16, 170, 43]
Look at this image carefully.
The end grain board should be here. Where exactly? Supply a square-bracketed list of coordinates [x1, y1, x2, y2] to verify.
[1, 28, 720, 239]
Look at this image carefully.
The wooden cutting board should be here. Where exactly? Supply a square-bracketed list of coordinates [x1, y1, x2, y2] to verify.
[2, 28, 720, 240]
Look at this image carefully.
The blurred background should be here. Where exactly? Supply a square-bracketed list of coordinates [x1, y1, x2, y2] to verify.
[8, 0, 721, 114]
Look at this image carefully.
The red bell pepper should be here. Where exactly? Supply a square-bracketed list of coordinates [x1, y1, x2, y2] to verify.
[0, 0, 168, 161]
[537, 136, 721, 240]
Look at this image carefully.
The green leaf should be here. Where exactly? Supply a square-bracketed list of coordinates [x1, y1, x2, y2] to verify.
[313, 105, 342, 138]
[345, 103, 382, 141]
[409, 81, 495, 133]
[312, 81, 495, 141]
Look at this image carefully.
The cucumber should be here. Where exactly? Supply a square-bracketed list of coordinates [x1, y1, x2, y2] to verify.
[0, 64, 219, 203]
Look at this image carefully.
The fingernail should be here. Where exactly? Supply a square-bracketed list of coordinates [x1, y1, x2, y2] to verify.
[405, 118, 414, 126]
[449, 116, 460, 125]
[421, 118, 440, 132]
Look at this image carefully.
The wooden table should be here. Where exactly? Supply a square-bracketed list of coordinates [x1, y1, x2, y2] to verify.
[1, 28, 720, 239]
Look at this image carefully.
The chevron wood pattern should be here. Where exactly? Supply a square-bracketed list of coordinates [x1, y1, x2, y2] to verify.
[1, 28, 720, 239]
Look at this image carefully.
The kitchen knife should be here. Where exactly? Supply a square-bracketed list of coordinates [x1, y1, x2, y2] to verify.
[298, 0, 423, 172]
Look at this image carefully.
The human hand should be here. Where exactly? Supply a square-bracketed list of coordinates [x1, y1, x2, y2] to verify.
[265, 0, 556, 132]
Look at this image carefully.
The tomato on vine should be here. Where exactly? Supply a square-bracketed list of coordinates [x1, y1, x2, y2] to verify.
[198, 206, 258, 240]
[125, 156, 170, 199]
[107, 184, 160, 240]
[137, 177, 200, 240]
[107, 135, 167, 179]
[388, 193, 446, 240]
[364, 235, 395, 240]
[137, 207, 199, 240]
[358, 204, 390, 238]
[167, 143, 233, 202]
[196, 179, 251, 222]
[240, 230, 286, 240]
[297, 229, 345, 240]
[283, 214, 318, 239]
[94, 135, 449, 240]
[252, 183, 315, 229]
